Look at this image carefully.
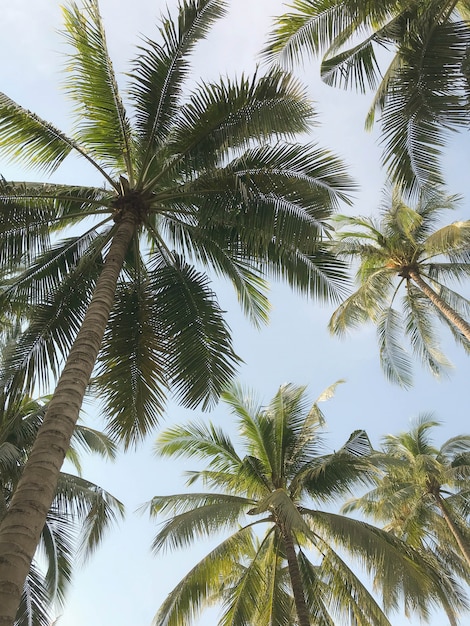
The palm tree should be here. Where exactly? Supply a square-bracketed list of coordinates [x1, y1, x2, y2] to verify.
[0, 0, 355, 619]
[264, 0, 470, 195]
[144, 382, 464, 626]
[328, 187, 470, 386]
[343, 416, 470, 582]
[0, 394, 124, 626]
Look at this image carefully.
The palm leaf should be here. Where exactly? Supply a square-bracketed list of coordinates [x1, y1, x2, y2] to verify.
[153, 526, 256, 626]
[148, 256, 241, 410]
[377, 306, 413, 387]
[131, 0, 227, 179]
[62, 0, 134, 177]
[0, 93, 76, 174]
[93, 277, 169, 448]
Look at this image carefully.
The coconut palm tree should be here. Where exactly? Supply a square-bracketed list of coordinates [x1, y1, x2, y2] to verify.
[264, 0, 470, 195]
[0, 394, 124, 626]
[144, 382, 464, 626]
[0, 0, 355, 619]
[329, 187, 470, 386]
[343, 417, 470, 582]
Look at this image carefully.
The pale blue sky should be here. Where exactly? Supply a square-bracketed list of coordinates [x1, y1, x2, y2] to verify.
[1, 1, 469, 625]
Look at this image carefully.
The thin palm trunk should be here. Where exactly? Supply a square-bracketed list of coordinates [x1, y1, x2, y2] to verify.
[408, 269, 470, 342]
[0, 213, 137, 626]
[434, 492, 470, 568]
[281, 525, 311, 626]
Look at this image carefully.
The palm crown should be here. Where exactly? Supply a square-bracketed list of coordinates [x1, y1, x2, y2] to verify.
[264, 0, 470, 194]
[343, 417, 470, 587]
[329, 188, 470, 386]
[146, 383, 463, 625]
[0, 0, 354, 443]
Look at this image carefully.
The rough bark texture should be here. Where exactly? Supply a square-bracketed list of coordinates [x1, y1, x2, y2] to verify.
[434, 492, 470, 568]
[281, 525, 311, 626]
[408, 269, 470, 342]
[0, 214, 137, 626]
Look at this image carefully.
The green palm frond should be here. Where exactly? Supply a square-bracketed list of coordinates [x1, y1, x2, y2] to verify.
[218, 534, 269, 626]
[148, 493, 254, 552]
[377, 306, 413, 387]
[1, 228, 106, 312]
[16, 561, 52, 626]
[328, 270, 392, 335]
[266, 1, 470, 191]
[131, 0, 227, 179]
[166, 70, 315, 174]
[150, 257, 241, 410]
[153, 527, 256, 626]
[262, 1, 354, 67]
[156, 420, 241, 474]
[307, 548, 392, 626]
[307, 509, 466, 618]
[322, 32, 382, 92]
[424, 220, 470, 257]
[1, 262, 101, 394]
[62, 0, 134, 177]
[70, 424, 117, 462]
[92, 277, 169, 448]
[0, 93, 76, 174]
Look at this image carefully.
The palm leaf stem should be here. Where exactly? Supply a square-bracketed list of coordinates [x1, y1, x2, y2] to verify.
[408, 269, 470, 341]
[0, 213, 137, 624]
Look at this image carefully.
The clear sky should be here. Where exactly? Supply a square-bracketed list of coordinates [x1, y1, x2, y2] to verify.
[2, 1, 469, 625]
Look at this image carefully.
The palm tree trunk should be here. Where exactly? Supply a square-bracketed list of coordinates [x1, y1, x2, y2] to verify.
[408, 269, 470, 342]
[434, 492, 470, 568]
[281, 525, 311, 626]
[0, 213, 137, 626]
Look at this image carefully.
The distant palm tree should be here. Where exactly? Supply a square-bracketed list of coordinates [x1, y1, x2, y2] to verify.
[0, 395, 124, 626]
[343, 417, 470, 583]
[145, 383, 463, 626]
[264, 0, 470, 194]
[0, 0, 354, 619]
[329, 188, 470, 386]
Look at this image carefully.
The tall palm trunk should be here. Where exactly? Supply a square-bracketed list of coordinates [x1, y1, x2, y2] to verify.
[434, 492, 470, 568]
[280, 525, 311, 626]
[0, 213, 137, 626]
[408, 269, 470, 342]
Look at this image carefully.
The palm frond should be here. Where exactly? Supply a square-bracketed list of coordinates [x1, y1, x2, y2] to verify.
[149, 256, 241, 410]
[62, 0, 134, 177]
[147, 493, 254, 552]
[0, 93, 75, 174]
[153, 526, 255, 626]
[131, 0, 227, 179]
[377, 306, 413, 387]
[93, 277, 169, 447]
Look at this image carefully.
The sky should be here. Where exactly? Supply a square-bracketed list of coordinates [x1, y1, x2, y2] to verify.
[1, 1, 470, 625]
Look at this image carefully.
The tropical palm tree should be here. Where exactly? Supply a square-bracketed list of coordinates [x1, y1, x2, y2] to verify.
[0, 394, 124, 626]
[328, 187, 470, 386]
[343, 416, 470, 582]
[264, 0, 470, 195]
[145, 382, 464, 626]
[0, 0, 355, 619]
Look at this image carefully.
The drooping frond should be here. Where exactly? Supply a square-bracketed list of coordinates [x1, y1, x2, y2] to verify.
[0, 93, 76, 175]
[377, 306, 413, 387]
